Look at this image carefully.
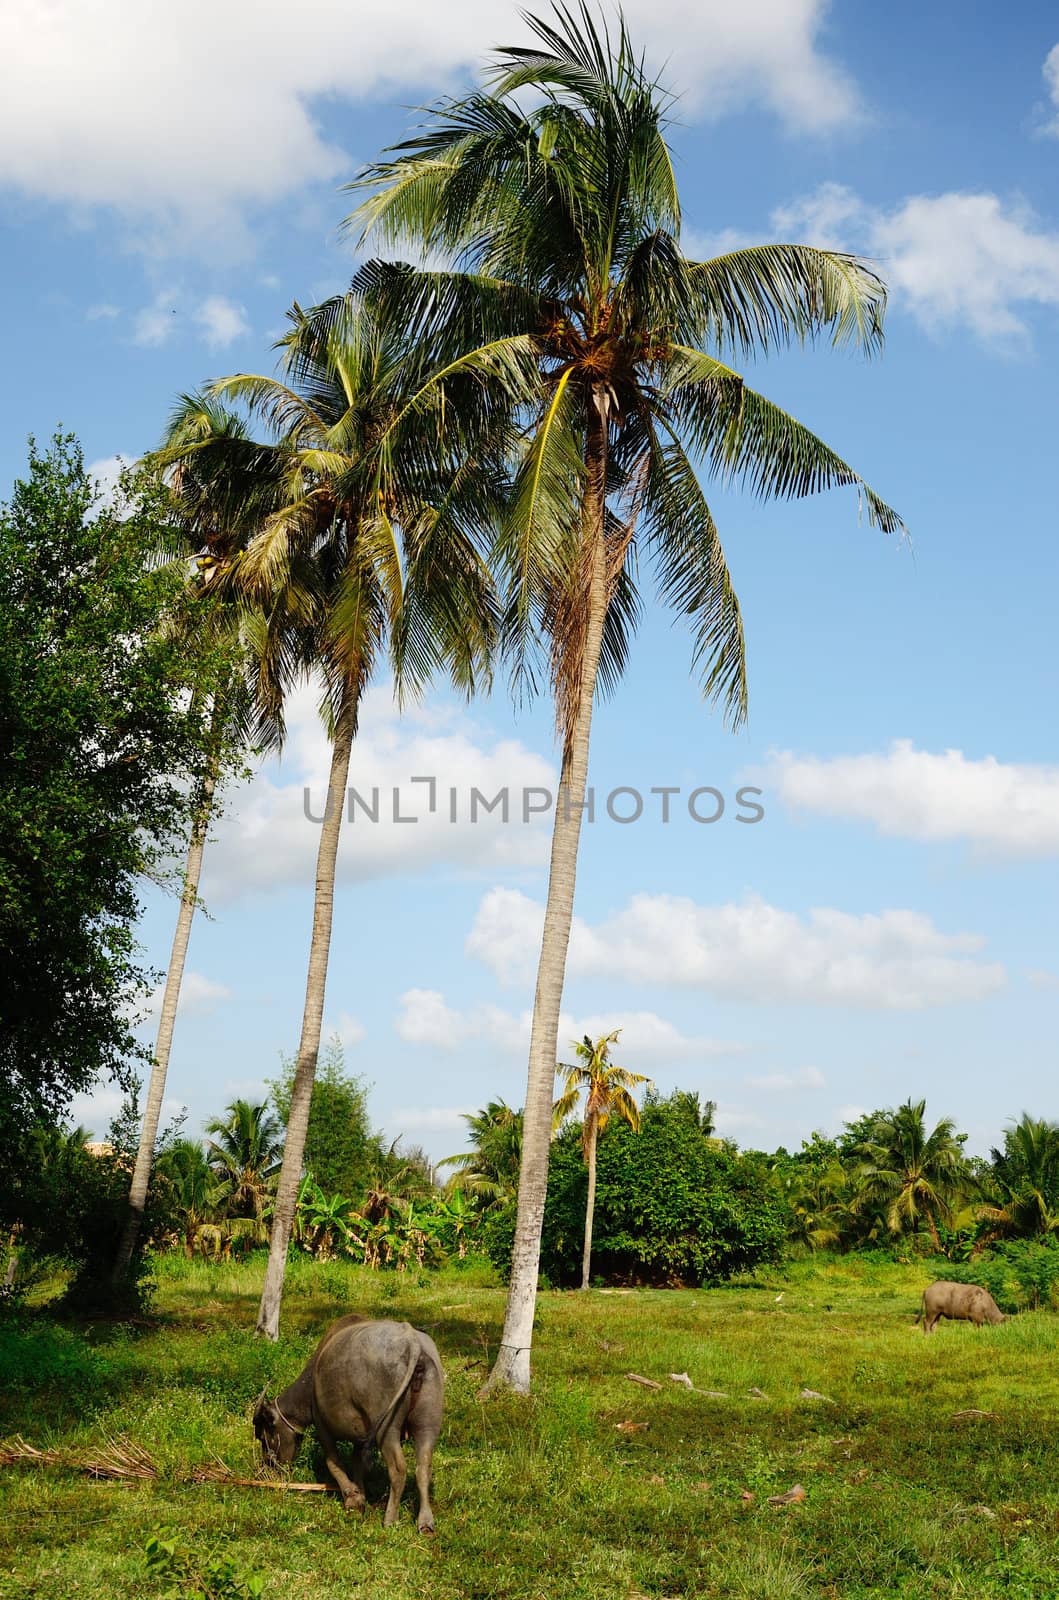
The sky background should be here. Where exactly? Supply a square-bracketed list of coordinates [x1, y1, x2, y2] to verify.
[3, 0, 1058, 1163]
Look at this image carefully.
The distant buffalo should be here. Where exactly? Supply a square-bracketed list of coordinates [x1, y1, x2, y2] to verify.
[254, 1315, 444, 1531]
[917, 1280, 1006, 1335]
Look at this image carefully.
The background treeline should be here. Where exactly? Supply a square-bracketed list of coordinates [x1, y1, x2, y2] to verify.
[9, 1026, 1059, 1317]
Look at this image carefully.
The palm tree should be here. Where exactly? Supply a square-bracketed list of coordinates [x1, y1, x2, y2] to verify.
[554, 1030, 648, 1287]
[204, 1099, 284, 1234]
[348, 3, 904, 1391]
[112, 415, 299, 1288]
[979, 1114, 1059, 1239]
[787, 1162, 855, 1252]
[156, 291, 510, 1337]
[154, 1137, 215, 1256]
[439, 1100, 525, 1207]
[851, 1099, 968, 1250]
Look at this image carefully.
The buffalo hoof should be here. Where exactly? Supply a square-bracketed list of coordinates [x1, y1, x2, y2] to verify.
[417, 1516, 436, 1536]
[342, 1491, 365, 1514]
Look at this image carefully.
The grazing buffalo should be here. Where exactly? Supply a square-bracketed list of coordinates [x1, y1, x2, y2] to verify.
[253, 1315, 444, 1531]
[917, 1280, 1006, 1335]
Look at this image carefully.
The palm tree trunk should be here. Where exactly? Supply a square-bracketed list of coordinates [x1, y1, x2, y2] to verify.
[111, 698, 224, 1286]
[256, 680, 358, 1339]
[481, 402, 609, 1396]
[581, 1115, 598, 1291]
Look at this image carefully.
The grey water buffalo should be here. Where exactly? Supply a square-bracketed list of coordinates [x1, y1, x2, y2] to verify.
[917, 1280, 1006, 1335]
[253, 1315, 444, 1531]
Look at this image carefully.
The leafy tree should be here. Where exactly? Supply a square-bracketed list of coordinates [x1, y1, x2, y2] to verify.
[851, 1099, 969, 1250]
[554, 1030, 648, 1287]
[486, 1089, 785, 1286]
[267, 1037, 379, 1199]
[156, 289, 505, 1339]
[204, 1100, 283, 1233]
[349, 3, 903, 1390]
[0, 437, 221, 1206]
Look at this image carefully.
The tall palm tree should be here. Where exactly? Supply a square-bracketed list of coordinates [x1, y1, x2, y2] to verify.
[157, 292, 511, 1338]
[112, 420, 297, 1288]
[348, 3, 904, 1391]
[554, 1030, 648, 1287]
[852, 1099, 968, 1250]
[204, 1099, 284, 1231]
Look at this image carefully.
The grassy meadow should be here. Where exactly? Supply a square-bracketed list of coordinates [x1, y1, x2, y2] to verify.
[2, 1253, 1058, 1600]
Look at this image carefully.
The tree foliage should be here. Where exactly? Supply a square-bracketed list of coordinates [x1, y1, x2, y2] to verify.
[485, 1090, 786, 1286]
[0, 436, 227, 1189]
[267, 1037, 379, 1199]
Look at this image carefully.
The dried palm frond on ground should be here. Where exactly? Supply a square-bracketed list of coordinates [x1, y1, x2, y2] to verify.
[0, 1433, 158, 1480]
[0, 1436, 65, 1468]
[1, 1436, 336, 1494]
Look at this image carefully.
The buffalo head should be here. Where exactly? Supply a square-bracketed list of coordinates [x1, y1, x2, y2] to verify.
[252, 1391, 301, 1469]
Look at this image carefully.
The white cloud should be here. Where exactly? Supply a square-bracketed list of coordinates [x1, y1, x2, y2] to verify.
[0, 2, 858, 250]
[86, 303, 120, 320]
[194, 295, 250, 348]
[325, 1011, 367, 1047]
[1042, 44, 1059, 136]
[561, 1012, 746, 1061]
[713, 1104, 765, 1136]
[222, 1077, 270, 1102]
[1026, 968, 1059, 992]
[762, 741, 1059, 858]
[394, 988, 507, 1050]
[67, 1084, 185, 1140]
[87, 454, 133, 509]
[387, 1105, 477, 1130]
[773, 182, 1059, 343]
[201, 681, 555, 899]
[132, 289, 251, 347]
[133, 289, 181, 347]
[394, 987, 742, 1060]
[467, 887, 1006, 1009]
[138, 971, 232, 1027]
[747, 1066, 825, 1091]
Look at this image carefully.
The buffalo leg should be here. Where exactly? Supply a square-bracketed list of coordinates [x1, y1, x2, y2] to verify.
[378, 1427, 407, 1528]
[413, 1429, 437, 1533]
[316, 1418, 365, 1512]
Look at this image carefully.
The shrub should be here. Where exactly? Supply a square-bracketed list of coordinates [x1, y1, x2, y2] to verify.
[946, 1238, 1059, 1313]
[9, 1127, 170, 1315]
[486, 1091, 787, 1287]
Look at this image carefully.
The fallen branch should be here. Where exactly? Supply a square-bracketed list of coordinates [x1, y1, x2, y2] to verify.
[625, 1373, 663, 1391]
[189, 1462, 337, 1492]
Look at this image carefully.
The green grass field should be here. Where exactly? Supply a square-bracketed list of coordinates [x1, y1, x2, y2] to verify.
[2, 1254, 1057, 1599]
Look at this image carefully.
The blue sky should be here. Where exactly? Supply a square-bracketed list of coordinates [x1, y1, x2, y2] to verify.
[4, 1, 1058, 1162]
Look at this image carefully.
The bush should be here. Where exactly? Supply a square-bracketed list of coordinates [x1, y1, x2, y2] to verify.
[946, 1238, 1059, 1314]
[486, 1091, 787, 1287]
[8, 1127, 170, 1316]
